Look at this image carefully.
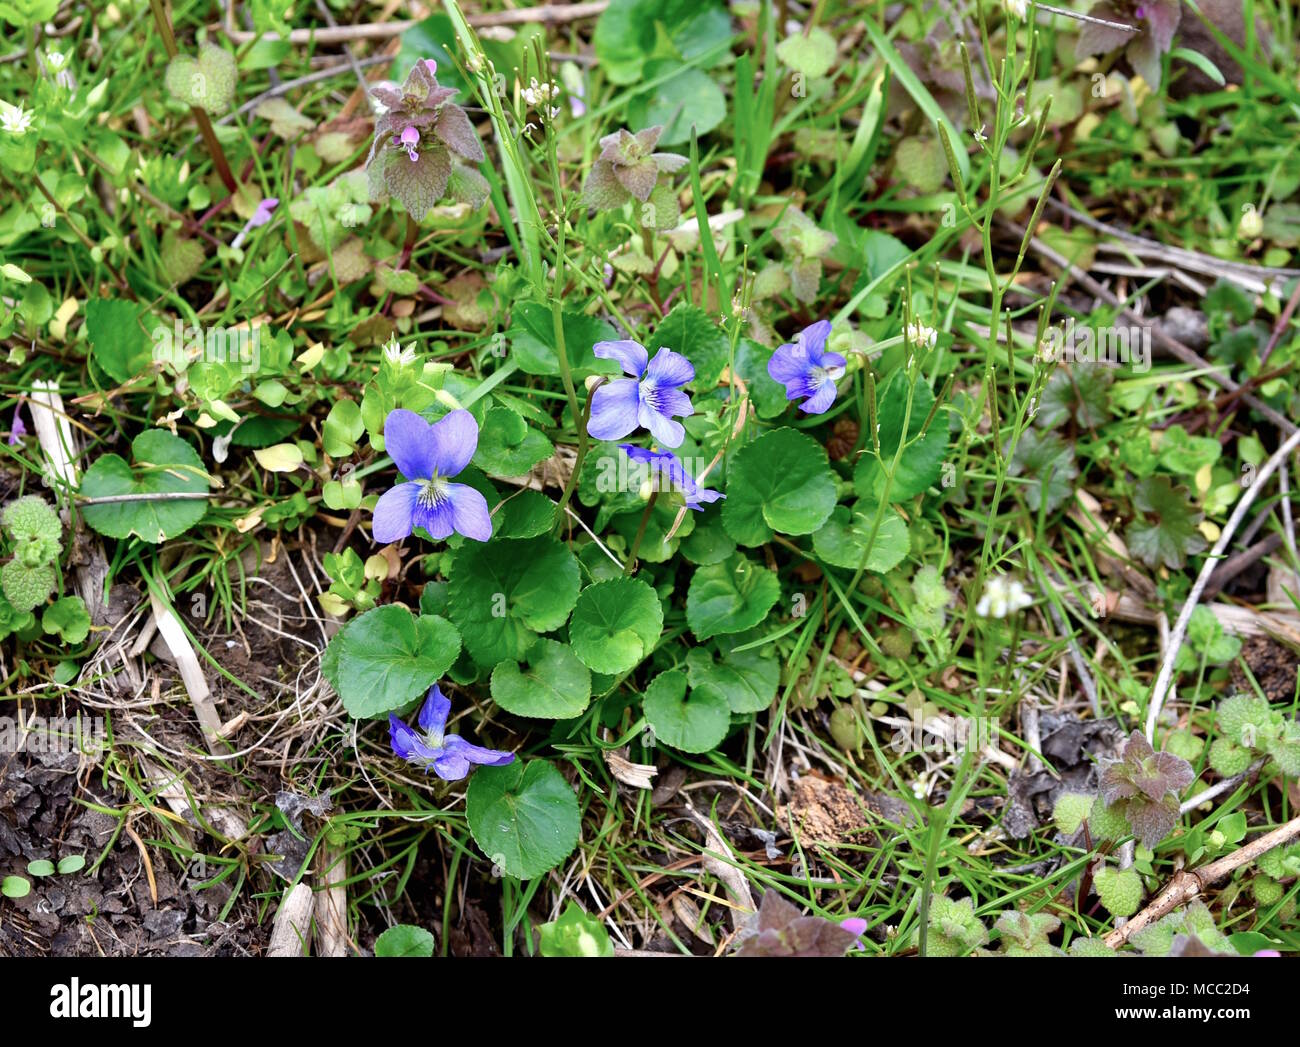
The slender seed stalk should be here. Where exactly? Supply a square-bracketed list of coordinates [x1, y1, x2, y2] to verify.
[147, 0, 238, 193]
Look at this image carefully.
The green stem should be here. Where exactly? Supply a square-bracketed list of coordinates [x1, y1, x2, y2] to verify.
[625, 491, 659, 575]
[147, 0, 238, 193]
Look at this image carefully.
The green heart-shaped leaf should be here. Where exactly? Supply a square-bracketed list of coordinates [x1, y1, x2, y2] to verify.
[491, 490, 556, 539]
[447, 536, 580, 665]
[509, 304, 618, 378]
[86, 298, 154, 385]
[854, 371, 948, 502]
[80, 430, 208, 543]
[723, 428, 837, 546]
[642, 669, 730, 753]
[473, 407, 554, 477]
[490, 638, 592, 719]
[649, 302, 732, 389]
[685, 553, 781, 641]
[374, 925, 435, 957]
[164, 45, 237, 115]
[775, 26, 838, 78]
[321, 605, 461, 718]
[466, 759, 580, 879]
[685, 644, 779, 714]
[812, 503, 910, 572]
[569, 577, 663, 675]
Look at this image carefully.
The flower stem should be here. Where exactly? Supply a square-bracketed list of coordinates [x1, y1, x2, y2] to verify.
[147, 0, 238, 194]
[625, 491, 659, 575]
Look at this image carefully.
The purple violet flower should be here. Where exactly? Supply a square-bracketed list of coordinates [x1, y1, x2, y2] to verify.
[372, 408, 492, 544]
[7, 404, 26, 446]
[231, 196, 279, 249]
[389, 684, 515, 781]
[588, 340, 694, 447]
[766, 319, 846, 415]
[619, 444, 723, 510]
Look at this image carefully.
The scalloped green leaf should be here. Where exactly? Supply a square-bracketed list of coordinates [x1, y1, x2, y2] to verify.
[775, 26, 838, 78]
[629, 62, 727, 148]
[569, 577, 663, 675]
[492, 489, 556, 538]
[685, 553, 780, 640]
[685, 644, 779, 714]
[490, 638, 592, 719]
[722, 428, 837, 545]
[649, 302, 732, 389]
[466, 759, 580, 879]
[322, 605, 461, 718]
[1095, 866, 1143, 918]
[374, 924, 435, 957]
[42, 596, 91, 644]
[509, 303, 618, 378]
[679, 510, 736, 565]
[80, 430, 208, 543]
[473, 407, 554, 478]
[85, 298, 154, 385]
[447, 537, 581, 666]
[1126, 475, 1208, 570]
[642, 669, 730, 753]
[811, 503, 910, 572]
[854, 371, 948, 502]
[593, 0, 733, 85]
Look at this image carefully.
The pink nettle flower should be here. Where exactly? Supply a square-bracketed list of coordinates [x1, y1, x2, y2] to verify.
[365, 59, 488, 221]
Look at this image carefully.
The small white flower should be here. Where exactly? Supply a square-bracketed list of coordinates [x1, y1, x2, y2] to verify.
[973, 124, 988, 145]
[1004, 0, 1030, 19]
[0, 101, 33, 136]
[45, 50, 67, 71]
[382, 336, 416, 368]
[905, 321, 937, 351]
[975, 575, 1034, 619]
[520, 78, 559, 108]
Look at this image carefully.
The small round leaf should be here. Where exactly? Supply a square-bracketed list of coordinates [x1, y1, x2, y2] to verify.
[642, 670, 730, 753]
[490, 639, 592, 719]
[722, 428, 837, 545]
[569, 578, 664, 675]
[466, 759, 581, 880]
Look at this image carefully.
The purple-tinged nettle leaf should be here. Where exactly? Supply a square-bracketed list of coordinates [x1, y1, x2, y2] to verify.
[581, 126, 687, 225]
[1076, 0, 1182, 89]
[1099, 730, 1196, 848]
[365, 59, 486, 220]
[734, 890, 866, 957]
